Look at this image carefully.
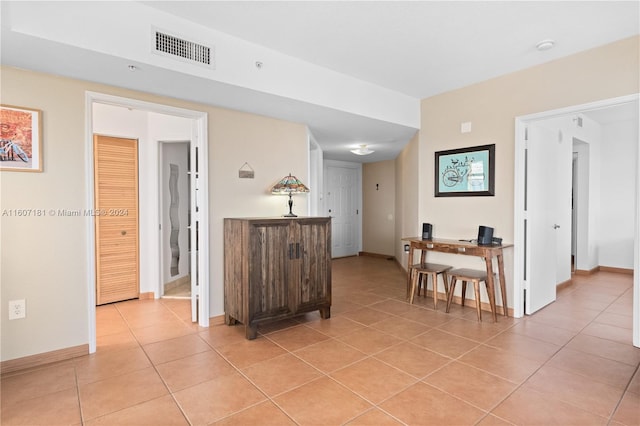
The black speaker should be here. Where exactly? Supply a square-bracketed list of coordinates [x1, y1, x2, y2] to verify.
[422, 223, 433, 240]
[477, 225, 494, 245]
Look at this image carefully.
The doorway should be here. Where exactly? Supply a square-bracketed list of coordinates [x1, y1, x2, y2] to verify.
[86, 92, 210, 353]
[514, 94, 639, 346]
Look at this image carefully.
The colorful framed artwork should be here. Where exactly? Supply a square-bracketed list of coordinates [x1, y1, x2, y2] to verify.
[435, 144, 495, 197]
[0, 105, 43, 172]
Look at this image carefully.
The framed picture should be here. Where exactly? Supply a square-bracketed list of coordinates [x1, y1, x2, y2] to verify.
[0, 105, 43, 172]
[435, 143, 495, 197]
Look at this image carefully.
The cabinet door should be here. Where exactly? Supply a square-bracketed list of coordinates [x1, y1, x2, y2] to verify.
[295, 219, 331, 312]
[248, 221, 293, 321]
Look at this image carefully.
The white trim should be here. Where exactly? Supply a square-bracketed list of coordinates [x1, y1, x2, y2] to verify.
[84, 96, 97, 353]
[635, 110, 640, 348]
[194, 116, 210, 328]
[515, 94, 639, 122]
[513, 94, 639, 328]
[85, 92, 210, 353]
[512, 120, 527, 318]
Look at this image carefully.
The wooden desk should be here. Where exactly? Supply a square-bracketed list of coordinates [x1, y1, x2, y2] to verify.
[402, 237, 511, 316]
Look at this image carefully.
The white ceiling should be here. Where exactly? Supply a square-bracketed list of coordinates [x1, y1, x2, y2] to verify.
[141, 1, 639, 99]
[1, 1, 638, 162]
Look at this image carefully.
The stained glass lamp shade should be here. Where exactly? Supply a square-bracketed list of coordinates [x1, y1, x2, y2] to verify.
[271, 173, 310, 217]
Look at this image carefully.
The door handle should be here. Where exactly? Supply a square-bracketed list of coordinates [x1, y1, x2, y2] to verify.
[289, 243, 294, 259]
[296, 243, 300, 259]
[121, 230, 127, 236]
[553, 224, 560, 229]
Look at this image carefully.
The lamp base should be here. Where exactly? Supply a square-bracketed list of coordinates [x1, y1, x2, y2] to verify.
[284, 194, 297, 217]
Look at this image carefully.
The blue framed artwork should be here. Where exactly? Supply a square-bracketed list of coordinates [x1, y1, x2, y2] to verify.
[435, 144, 495, 197]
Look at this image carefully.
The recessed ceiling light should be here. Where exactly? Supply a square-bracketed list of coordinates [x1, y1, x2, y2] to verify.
[536, 39, 555, 51]
[350, 144, 374, 155]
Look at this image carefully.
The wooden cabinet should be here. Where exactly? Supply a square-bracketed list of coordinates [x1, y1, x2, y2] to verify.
[224, 217, 331, 339]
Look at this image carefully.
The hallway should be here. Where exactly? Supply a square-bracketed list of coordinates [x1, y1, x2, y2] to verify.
[1, 256, 638, 425]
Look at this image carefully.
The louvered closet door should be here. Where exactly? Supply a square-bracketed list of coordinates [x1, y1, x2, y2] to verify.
[94, 135, 139, 305]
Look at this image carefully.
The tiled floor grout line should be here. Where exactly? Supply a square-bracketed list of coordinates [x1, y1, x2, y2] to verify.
[262, 302, 513, 425]
[476, 281, 635, 424]
[113, 301, 197, 425]
[607, 362, 640, 425]
[68, 267, 636, 426]
[202, 333, 303, 425]
[259, 329, 420, 426]
[73, 362, 87, 426]
[257, 308, 458, 425]
[138, 338, 193, 425]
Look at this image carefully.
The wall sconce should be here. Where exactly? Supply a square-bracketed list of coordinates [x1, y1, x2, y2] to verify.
[271, 173, 310, 217]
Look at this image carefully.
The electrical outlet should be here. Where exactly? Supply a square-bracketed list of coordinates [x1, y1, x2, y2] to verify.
[8, 299, 26, 320]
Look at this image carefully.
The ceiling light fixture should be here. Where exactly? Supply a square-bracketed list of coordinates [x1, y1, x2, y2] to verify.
[536, 39, 555, 51]
[128, 65, 137, 71]
[350, 144, 374, 156]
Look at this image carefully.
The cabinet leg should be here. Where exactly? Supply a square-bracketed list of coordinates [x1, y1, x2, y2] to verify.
[225, 313, 237, 325]
[245, 325, 258, 340]
[319, 306, 331, 319]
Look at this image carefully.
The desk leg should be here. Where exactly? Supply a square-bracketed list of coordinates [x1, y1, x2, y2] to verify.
[406, 245, 414, 299]
[484, 257, 498, 322]
[497, 253, 508, 316]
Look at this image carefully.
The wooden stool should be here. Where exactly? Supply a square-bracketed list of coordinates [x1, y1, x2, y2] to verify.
[409, 263, 452, 309]
[446, 268, 497, 322]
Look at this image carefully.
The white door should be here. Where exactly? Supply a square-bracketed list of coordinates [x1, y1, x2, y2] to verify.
[326, 165, 359, 258]
[525, 123, 563, 314]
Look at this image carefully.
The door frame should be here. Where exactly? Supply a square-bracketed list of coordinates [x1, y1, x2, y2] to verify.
[85, 92, 210, 353]
[513, 94, 639, 347]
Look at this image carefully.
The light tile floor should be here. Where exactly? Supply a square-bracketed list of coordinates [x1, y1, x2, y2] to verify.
[2, 256, 639, 425]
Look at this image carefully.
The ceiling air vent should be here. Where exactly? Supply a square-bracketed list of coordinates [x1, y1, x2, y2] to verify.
[153, 29, 213, 67]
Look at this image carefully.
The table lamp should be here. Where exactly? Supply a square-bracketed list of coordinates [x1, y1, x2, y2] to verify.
[271, 173, 310, 217]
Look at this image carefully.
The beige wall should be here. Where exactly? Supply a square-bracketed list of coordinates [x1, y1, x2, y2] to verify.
[395, 131, 420, 265]
[0, 67, 308, 361]
[396, 36, 639, 301]
[362, 160, 396, 256]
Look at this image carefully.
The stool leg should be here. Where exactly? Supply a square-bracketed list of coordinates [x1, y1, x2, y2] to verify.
[421, 274, 429, 298]
[473, 280, 482, 321]
[446, 277, 457, 313]
[442, 272, 450, 304]
[461, 281, 467, 307]
[430, 272, 438, 310]
[409, 269, 418, 304]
